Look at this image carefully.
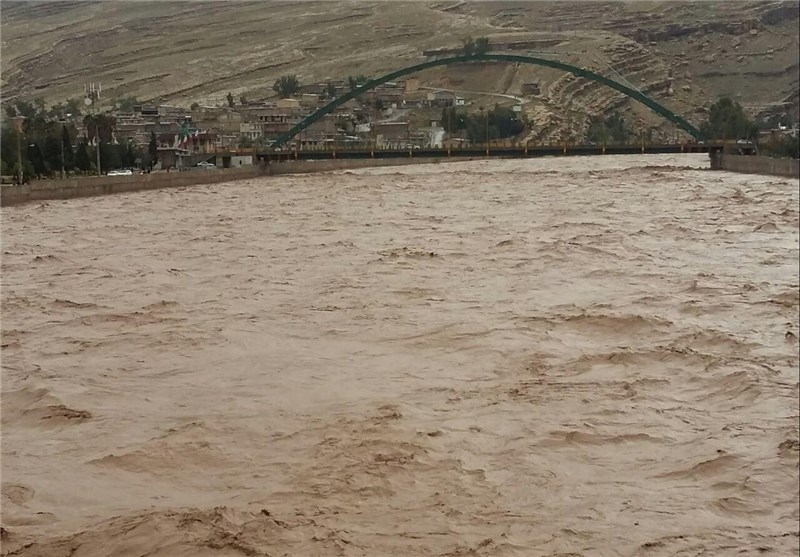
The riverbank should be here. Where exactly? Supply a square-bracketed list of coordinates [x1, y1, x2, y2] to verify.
[710, 153, 799, 178]
[0, 157, 474, 207]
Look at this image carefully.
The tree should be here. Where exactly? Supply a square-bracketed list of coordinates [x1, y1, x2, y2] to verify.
[148, 131, 158, 169]
[700, 97, 759, 140]
[239, 94, 247, 105]
[475, 37, 490, 55]
[227, 92, 235, 108]
[441, 107, 468, 132]
[347, 75, 368, 92]
[75, 138, 92, 172]
[587, 111, 629, 144]
[463, 105, 525, 143]
[335, 116, 352, 133]
[273, 75, 301, 97]
[238, 135, 254, 148]
[13, 100, 38, 119]
[43, 135, 62, 175]
[324, 82, 337, 99]
[190, 102, 200, 110]
[65, 98, 83, 118]
[462, 36, 476, 56]
[114, 96, 138, 113]
[62, 125, 74, 172]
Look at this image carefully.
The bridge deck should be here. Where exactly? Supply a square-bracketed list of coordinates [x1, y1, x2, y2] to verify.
[260, 143, 729, 163]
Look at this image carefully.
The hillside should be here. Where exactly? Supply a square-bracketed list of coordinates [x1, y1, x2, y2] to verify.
[1, 1, 798, 137]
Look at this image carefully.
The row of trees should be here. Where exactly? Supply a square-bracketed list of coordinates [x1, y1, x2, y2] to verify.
[269, 74, 371, 99]
[441, 104, 525, 143]
[462, 36, 490, 56]
[5, 96, 144, 121]
[0, 111, 160, 181]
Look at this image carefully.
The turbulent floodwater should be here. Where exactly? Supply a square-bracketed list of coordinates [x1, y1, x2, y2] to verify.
[1, 154, 798, 556]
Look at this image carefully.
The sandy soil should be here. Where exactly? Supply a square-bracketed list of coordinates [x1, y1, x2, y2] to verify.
[1, 154, 798, 556]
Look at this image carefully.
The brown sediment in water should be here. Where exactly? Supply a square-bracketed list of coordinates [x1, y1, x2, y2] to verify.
[2, 154, 798, 556]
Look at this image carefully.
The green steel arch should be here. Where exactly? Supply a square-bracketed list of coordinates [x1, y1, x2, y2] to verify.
[272, 53, 704, 148]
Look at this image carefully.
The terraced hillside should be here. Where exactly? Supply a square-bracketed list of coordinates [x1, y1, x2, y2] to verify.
[1, 1, 798, 138]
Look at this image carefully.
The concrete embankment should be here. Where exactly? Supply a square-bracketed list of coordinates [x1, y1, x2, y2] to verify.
[0, 157, 473, 207]
[710, 153, 799, 178]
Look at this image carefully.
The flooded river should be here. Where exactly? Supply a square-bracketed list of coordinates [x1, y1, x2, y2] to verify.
[2, 154, 798, 556]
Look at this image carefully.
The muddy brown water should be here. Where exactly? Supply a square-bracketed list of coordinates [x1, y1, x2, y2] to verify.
[2, 154, 798, 556]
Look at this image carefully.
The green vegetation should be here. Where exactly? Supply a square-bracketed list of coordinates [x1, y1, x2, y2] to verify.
[0, 109, 145, 180]
[114, 96, 138, 113]
[148, 132, 158, 169]
[227, 92, 235, 108]
[273, 75, 301, 98]
[462, 36, 490, 56]
[324, 82, 337, 99]
[700, 97, 759, 141]
[190, 102, 200, 110]
[347, 75, 369, 92]
[759, 133, 799, 159]
[239, 94, 247, 105]
[238, 135, 254, 148]
[586, 112, 630, 144]
[441, 104, 525, 142]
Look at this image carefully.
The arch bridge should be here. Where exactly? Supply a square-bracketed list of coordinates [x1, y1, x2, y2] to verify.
[271, 52, 705, 149]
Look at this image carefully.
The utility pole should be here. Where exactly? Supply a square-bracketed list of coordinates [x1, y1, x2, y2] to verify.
[485, 108, 489, 156]
[86, 82, 102, 176]
[61, 125, 66, 178]
[12, 116, 25, 185]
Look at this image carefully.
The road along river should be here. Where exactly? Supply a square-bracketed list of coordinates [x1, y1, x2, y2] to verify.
[2, 154, 798, 556]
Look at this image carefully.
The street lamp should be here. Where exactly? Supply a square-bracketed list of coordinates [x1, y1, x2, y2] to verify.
[480, 106, 488, 156]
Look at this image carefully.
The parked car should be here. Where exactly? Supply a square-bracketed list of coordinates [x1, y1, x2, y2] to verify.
[107, 169, 133, 176]
[196, 161, 216, 168]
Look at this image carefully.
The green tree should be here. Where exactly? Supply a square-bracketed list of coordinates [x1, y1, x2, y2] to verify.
[83, 113, 116, 144]
[148, 131, 158, 169]
[324, 82, 337, 99]
[65, 98, 83, 118]
[273, 75, 301, 97]
[43, 135, 62, 175]
[190, 102, 200, 110]
[13, 100, 39, 119]
[464, 105, 525, 143]
[99, 142, 121, 172]
[462, 36, 476, 56]
[239, 94, 247, 105]
[114, 96, 138, 113]
[62, 125, 74, 172]
[227, 92, 235, 108]
[75, 138, 92, 172]
[347, 75, 368, 92]
[441, 107, 468, 132]
[587, 111, 629, 144]
[238, 135, 254, 148]
[700, 97, 759, 140]
[475, 36, 490, 55]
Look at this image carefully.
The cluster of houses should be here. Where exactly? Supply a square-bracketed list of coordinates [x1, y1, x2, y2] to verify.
[99, 77, 489, 168]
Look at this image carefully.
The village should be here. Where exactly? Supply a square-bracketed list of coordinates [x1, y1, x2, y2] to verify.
[88, 77, 513, 171]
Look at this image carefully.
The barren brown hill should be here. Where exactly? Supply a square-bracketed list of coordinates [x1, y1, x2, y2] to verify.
[1, 1, 798, 135]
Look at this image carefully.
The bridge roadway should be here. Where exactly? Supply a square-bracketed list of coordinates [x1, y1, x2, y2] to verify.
[260, 142, 727, 163]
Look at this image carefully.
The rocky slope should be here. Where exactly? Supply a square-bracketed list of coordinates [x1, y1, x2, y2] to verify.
[1, 1, 798, 138]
